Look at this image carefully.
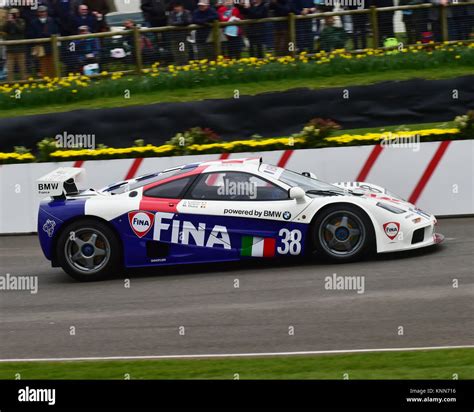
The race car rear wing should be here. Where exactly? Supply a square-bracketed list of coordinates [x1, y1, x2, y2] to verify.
[36, 167, 86, 199]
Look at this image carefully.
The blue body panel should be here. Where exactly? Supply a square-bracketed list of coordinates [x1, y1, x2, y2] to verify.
[38, 198, 86, 260]
[110, 211, 310, 268]
[38, 199, 310, 267]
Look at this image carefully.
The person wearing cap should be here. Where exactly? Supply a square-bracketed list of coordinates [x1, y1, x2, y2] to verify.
[29, 5, 59, 78]
[72, 25, 100, 72]
[192, 0, 219, 60]
[2, 8, 27, 81]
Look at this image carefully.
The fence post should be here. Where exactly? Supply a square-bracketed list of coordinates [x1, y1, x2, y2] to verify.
[51, 35, 61, 78]
[440, 5, 449, 42]
[369, 6, 379, 49]
[133, 27, 143, 74]
[288, 13, 296, 57]
[212, 20, 222, 59]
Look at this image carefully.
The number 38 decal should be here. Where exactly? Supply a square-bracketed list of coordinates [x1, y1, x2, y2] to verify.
[277, 229, 302, 255]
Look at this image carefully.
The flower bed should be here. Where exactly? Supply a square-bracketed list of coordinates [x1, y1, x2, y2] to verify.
[2, 127, 470, 165]
[0, 42, 473, 110]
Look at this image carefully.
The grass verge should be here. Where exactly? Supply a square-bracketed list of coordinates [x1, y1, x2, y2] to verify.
[1, 66, 472, 120]
[0, 348, 472, 380]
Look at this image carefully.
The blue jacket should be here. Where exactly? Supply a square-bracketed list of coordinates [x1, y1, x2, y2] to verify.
[192, 7, 219, 42]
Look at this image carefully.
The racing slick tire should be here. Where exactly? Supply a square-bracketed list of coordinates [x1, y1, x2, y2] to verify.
[56, 219, 122, 282]
[311, 204, 375, 262]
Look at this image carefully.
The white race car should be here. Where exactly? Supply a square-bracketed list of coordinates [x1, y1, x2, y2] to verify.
[37, 157, 444, 281]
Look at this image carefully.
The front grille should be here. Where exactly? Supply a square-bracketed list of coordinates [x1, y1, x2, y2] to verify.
[411, 227, 426, 244]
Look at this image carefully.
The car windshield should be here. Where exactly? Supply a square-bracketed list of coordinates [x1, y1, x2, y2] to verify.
[101, 165, 197, 194]
[278, 169, 346, 194]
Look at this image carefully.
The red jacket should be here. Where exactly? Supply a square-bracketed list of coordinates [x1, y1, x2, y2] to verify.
[217, 6, 242, 36]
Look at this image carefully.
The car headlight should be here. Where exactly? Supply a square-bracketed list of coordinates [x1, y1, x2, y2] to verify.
[376, 202, 406, 214]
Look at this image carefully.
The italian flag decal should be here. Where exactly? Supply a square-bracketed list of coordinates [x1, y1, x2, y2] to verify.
[241, 236, 276, 257]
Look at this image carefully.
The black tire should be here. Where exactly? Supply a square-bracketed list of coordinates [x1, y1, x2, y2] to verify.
[56, 218, 122, 281]
[311, 204, 375, 262]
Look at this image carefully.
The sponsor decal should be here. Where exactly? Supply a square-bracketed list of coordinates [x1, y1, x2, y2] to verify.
[241, 235, 276, 257]
[128, 211, 155, 238]
[42, 219, 56, 238]
[223, 208, 287, 219]
[367, 194, 401, 203]
[383, 222, 400, 240]
[153, 212, 231, 249]
[181, 200, 207, 209]
[410, 207, 431, 219]
[38, 182, 60, 195]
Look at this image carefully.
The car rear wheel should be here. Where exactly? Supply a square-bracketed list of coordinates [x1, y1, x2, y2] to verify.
[311, 205, 374, 261]
[56, 219, 121, 281]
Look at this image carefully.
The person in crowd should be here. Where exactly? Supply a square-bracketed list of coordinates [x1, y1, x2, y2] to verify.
[347, 1, 368, 50]
[73, 25, 100, 71]
[82, 0, 111, 32]
[29, 5, 59, 78]
[141, 0, 168, 27]
[269, 0, 295, 56]
[48, 0, 81, 35]
[450, 0, 474, 40]
[294, 0, 315, 53]
[373, 0, 394, 46]
[218, 0, 243, 59]
[2, 8, 27, 81]
[429, 0, 461, 41]
[399, 0, 427, 45]
[319, 15, 348, 51]
[73, 4, 98, 33]
[168, 1, 192, 65]
[123, 19, 155, 64]
[241, 0, 268, 58]
[192, 0, 219, 60]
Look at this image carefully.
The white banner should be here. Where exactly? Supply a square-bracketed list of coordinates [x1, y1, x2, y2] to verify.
[1, 141, 472, 234]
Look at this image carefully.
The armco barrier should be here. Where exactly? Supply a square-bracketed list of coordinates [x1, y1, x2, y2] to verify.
[0, 141, 473, 234]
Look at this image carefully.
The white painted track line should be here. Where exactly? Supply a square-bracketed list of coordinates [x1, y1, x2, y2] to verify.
[1, 345, 474, 363]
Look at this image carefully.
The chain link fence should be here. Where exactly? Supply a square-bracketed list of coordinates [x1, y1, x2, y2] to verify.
[0, 2, 473, 83]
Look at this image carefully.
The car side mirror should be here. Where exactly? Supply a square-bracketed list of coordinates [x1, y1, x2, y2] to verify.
[302, 171, 318, 180]
[289, 187, 306, 202]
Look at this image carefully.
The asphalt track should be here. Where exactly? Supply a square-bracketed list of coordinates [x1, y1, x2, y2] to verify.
[0, 218, 473, 360]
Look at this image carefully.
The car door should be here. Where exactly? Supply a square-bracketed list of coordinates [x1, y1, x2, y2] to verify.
[179, 171, 310, 260]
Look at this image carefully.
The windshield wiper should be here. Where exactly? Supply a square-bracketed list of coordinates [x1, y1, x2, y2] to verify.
[306, 189, 345, 196]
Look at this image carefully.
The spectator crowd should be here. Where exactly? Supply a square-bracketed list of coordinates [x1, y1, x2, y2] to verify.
[0, 0, 473, 81]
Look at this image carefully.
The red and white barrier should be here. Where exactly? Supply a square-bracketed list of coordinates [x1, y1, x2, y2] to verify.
[1, 141, 472, 234]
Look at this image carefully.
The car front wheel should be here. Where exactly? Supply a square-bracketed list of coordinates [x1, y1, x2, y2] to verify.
[311, 205, 374, 261]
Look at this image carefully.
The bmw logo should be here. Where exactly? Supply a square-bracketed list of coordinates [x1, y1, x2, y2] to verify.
[283, 211, 291, 220]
